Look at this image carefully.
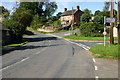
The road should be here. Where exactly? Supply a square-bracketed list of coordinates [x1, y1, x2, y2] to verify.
[1, 30, 118, 79]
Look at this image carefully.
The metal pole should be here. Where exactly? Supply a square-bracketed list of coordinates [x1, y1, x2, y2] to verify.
[72, 7, 74, 34]
[117, 0, 120, 45]
[104, 16, 106, 46]
[110, 0, 114, 44]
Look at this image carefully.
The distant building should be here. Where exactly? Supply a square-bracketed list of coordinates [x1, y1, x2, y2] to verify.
[60, 6, 83, 26]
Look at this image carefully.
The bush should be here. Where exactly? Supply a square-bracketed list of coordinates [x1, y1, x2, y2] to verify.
[80, 22, 104, 37]
[52, 20, 61, 27]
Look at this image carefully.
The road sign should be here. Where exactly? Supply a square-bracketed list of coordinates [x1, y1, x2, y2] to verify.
[106, 18, 116, 23]
[103, 31, 107, 35]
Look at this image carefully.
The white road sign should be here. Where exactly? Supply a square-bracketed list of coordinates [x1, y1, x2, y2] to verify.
[106, 18, 116, 23]
[103, 31, 107, 35]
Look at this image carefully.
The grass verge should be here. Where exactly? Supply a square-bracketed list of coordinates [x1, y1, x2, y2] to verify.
[64, 35, 118, 41]
[3, 38, 29, 47]
[89, 43, 119, 59]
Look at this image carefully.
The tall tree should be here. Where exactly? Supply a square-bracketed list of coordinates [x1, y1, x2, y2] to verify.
[0, 6, 9, 18]
[43, 2, 57, 18]
[83, 9, 91, 14]
[94, 10, 101, 16]
[103, 1, 110, 11]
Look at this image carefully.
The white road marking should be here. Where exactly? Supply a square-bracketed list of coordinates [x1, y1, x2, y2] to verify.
[0, 57, 30, 71]
[95, 76, 99, 80]
[47, 34, 90, 50]
[1, 47, 48, 71]
[92, 58, 96, 63]
[95, 66, 98, 70]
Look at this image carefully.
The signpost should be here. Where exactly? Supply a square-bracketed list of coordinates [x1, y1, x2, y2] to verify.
[103, 17, 116, 46]
[106, 18, 116, 23]
[104, 16, 106, 46]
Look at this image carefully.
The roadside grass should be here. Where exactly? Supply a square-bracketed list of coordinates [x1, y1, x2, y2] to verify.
[23, 34, 30, 36]
[89, 43, 119, 59]
[64, 35, 118, 41]
[27, 27, 69, 34]
[3, 38, 29, 48]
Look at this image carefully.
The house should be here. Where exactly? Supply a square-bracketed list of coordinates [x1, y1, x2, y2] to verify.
[60, 6, 83, 26]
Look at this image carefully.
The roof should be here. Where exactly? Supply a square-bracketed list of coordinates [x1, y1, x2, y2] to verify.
[61, 9, 83, 16]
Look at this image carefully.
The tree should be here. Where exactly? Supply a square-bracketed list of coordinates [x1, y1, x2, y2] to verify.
[93, 15, 104, 24]
[43, 2, 58, 18]
[56, 12, 62, 19]
[103, 1, 110, 11]
[83, 9, 91, 14]
[94, 10, 101, 16]
[3, 8, 33, 41]
[81, 14, 91, 22]
[0, 6, 9, 18]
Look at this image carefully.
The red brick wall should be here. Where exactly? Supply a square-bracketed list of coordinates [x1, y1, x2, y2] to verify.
[74, 11, 83, 24]
[60, 15, 74, 22]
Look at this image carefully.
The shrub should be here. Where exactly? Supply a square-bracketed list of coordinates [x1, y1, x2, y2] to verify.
[52, 20, 61, 27]
[80, 22, 104, 37]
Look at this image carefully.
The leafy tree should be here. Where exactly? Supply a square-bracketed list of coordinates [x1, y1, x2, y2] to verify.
[83, 9, 91, 14]
[19, 2, 43, 16]
[3, 8, 33, 41]
[94, 10, 101, 16]
[0, 6, 10, 18]
[81, 14, 91, 22]
[56, 12, 62, 19]
[43, 2, 58, 18]
[103, 1, 110, 11]
[93, 15, 104, 24]
[80, 22, 104, 37]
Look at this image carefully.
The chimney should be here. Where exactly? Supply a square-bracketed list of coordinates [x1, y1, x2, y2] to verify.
[64, 8, 67, 12]
[76, 5, 80, 10]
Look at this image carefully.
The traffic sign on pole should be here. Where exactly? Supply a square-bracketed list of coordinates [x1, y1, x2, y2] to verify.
[106, 17, 116, 23]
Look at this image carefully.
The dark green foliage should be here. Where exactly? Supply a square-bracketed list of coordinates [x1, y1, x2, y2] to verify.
[56, 12, 62, 19]
[83, 9, 91, 14]
[103, 1, 110, 11]
[93, 15, 104, 24]
[2, 8, 33, 41]
[43, 2, 57, 18]
[0, 6, 10, 18]
[80, 22, 104, 37]
[52, 20, 61, 27]
[94, 10, 101, 16]
[81, 14, 91, 22]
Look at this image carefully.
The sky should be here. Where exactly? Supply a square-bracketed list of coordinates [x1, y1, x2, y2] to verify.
[0, 0, 117, 16]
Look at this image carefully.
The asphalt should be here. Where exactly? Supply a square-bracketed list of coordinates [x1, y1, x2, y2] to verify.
[1, 30, 119, 79]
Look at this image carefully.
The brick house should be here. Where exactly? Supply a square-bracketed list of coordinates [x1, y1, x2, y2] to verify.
[60, 6, 83, 26]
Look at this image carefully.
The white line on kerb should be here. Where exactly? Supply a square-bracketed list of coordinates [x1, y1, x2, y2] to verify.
[47, 34, 91, 50]
[92, 58, 96, 63]
[95, 66, 98, 70]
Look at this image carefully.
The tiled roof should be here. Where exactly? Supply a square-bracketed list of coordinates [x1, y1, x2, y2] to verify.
[61, 9, 76, 16]
[61, 9, 83, 16]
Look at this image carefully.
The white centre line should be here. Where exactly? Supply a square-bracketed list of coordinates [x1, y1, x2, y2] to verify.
[95, 76, 99, 80]
[1, 47, 48, 71]
[95, 66, 98, 70]
[93, 58, 96, 63]
[0, 57, 30, 71]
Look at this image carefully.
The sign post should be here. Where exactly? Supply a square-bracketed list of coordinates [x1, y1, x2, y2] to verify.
[104, 17, 116, 46]
[104, 16, 106, 46]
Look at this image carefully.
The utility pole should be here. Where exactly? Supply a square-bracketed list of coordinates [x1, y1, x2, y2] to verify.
[117, 0, 120, 45]
[71, 7, 74, 34]
[110, 0, 114, 44]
